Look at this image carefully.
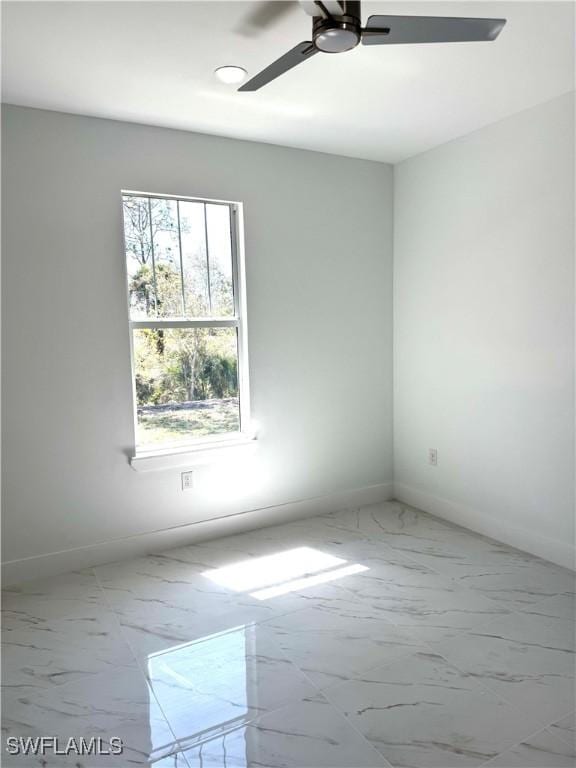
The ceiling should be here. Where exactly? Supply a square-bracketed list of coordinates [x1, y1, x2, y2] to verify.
[2, 1, 574, 163]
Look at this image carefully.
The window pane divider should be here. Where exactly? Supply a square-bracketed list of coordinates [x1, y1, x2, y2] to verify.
[148, 196, 159, 314]
[203, 202, 213, 313]
[130, 318, 239, 329]
[176, 200, 187, 316]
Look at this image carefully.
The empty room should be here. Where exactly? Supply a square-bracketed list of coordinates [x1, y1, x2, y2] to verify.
[1, 1, 575, 767]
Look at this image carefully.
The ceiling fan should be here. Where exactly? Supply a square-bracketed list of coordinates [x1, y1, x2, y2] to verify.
[238, 0, 506, 91]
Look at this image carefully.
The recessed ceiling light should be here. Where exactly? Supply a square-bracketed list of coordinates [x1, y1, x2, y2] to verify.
[214, 65, 247, 85]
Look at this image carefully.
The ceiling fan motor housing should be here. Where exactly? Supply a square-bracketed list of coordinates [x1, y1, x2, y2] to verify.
[313, 0, 362, 53]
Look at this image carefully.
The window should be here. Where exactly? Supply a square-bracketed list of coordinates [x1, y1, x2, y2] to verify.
[122, 192, 250, 456]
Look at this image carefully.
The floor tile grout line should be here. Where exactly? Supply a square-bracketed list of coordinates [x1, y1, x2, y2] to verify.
[154, 634, 391, 766]
[475, 720, 575, 766]
[342, 531, 572, 619]
[90, 563, 142, 668]
[5, 506, 571, 698]
[251, 596, 455, 703]
[412, 584, 576, 735]
[4, 568, 143, 695]
[91, 550, 312, 649]
[2, 568, 193, 766]
[90, 501, 574, 641]
[384, 502, 575, 574]
[91, 565, 335, 761]
[320, 526, 569, 630]
[427, 601, 573, 649]
[117, 553, 402, 763]
[314, 614, 573, 764]
[318, 634, 457, 698]
[178, 689, 394, 767]
[281, 680, 397, 768]
[327, 501, 574, 583]
[321, 641, 573, 768]
[420, 600, 576, 716]
[323, 508, 575, 683]
[546, 711, 576, 748]
[183, 614, 393, 760]
[150, 621, 323, 734]
[92, 564, 192, 764]
[4, 500, 574, 768]
[418, 644, 575, 742]
[313, 683, 396, 767]
[256, 510, 454, 768]
[97, 546, 571, 648]
[323, 545, 544, 615]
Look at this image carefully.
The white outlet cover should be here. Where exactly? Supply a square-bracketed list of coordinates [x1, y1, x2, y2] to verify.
[181, 471, 194, 490]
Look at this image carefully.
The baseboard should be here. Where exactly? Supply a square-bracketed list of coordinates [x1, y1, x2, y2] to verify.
[394, 482, 575, 571]
[2, 482, 393, 586]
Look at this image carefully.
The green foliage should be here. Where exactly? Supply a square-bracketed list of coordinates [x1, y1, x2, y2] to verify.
[193, 354, 237, 400]
[130, 265, 156, 315]
[133, 325, 238, 407]
[130, 258, 238, 407]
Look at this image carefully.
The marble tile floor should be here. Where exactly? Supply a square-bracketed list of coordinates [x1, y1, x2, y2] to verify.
[2, 500, 575, 768]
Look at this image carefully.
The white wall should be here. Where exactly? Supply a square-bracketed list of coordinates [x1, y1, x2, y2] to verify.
[2, 106, 394, 581]
[4, 92, 574, 581]
[393, 92, 575, 569]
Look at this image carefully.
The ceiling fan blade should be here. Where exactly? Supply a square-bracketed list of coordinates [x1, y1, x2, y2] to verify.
[236, 1, 297, 37]
[299, 1, 332, 18]
[362, 15, 506, 45]
[238, 41, 318, 91]
[319, 1, 345, 16]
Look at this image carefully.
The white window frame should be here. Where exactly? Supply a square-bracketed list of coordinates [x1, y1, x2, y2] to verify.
[121, 190, 253, 471]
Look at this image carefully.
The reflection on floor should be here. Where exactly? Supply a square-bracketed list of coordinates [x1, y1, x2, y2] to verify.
[2, 500, 575, 767]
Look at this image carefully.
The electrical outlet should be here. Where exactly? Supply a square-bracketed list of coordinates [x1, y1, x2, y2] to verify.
[428, 448, 438, 466]
[181, 471, 194, 490]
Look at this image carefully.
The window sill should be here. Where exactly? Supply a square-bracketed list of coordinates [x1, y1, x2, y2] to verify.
[130, 434, 257, 472]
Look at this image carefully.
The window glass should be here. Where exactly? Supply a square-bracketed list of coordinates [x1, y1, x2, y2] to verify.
[180, 200, 210, 317]
[206, 203, 235, 317]
[133, 327, 240, 450]
[123, 192, 247, 453]
[151, 198, 183, 317]
[123, 196, 156, 319]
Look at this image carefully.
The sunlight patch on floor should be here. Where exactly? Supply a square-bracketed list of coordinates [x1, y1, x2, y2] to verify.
[251, 563, 369, 600]
[202, 546, 368, 600]
[202, 546, 347, 591]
